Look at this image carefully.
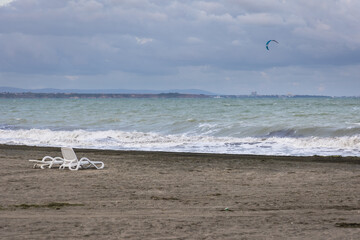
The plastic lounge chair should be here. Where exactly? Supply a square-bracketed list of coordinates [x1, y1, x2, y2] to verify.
[29, 156, 64, 169]
[59, 147, 104, 171]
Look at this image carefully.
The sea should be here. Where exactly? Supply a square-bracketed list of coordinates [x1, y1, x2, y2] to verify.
[1, 97, 360, 156]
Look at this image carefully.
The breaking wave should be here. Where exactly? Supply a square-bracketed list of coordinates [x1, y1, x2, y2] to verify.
[1, 128, 360, 156]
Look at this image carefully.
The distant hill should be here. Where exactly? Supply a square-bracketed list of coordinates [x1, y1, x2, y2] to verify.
[0, 87, 216, 95]
[0, 92, 213, 99]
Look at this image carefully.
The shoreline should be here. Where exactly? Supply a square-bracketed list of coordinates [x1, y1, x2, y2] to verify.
[1, 143, 360, 164]
[1, 144, 360, 239]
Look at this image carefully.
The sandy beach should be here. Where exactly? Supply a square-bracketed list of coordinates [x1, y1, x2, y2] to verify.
[1, 144, 360, 239]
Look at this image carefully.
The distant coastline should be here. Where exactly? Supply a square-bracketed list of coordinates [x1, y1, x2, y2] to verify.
[0, 86, 357, 98]
[0, 92, 210, 99]
[0, 92, 348, 99]
[1, 86, 357, 98]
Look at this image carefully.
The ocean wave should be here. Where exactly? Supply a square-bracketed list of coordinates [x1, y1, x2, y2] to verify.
[251, 126, 360, 138]
[0, 128, 360, 156]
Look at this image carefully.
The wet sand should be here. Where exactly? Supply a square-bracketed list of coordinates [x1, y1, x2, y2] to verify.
[1, 144, 360, 239]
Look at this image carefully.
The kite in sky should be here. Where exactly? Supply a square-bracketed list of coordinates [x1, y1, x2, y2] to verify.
[266, 40, 279, 50]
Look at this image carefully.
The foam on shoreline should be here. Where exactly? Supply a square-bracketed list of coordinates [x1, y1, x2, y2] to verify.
[1, 128, 360, 156]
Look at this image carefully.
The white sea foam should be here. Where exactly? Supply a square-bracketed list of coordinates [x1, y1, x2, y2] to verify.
[1, 129, 360, 156]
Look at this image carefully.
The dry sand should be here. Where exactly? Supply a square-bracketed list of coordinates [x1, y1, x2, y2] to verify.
[1, 144, 360, 239]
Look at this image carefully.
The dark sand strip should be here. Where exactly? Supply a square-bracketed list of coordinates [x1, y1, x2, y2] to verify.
[1, 144, 360, 239]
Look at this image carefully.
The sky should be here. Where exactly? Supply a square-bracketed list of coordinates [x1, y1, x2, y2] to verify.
[0, 0, 360, 96]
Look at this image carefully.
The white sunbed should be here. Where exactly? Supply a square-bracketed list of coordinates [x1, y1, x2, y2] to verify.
[59, 147, 105, 171]
[29, 156, 64, 169]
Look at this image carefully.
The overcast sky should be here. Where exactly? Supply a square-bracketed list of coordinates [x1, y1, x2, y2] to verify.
[0, 0, 359, 96]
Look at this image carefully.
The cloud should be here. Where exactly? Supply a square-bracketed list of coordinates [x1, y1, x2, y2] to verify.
[0, 0, 359, 95]
[65, 75, 79, 81]
[186, 37, 203, 44]
[236, 13, 284, 25]
[135, 37, 153, 45]
[0, 0, 14, 7]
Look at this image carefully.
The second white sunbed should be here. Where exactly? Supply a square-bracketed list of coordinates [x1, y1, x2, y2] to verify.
[29, 156, 64, 169]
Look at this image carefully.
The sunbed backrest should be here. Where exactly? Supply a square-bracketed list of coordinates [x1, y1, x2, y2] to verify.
[61, 147, 78, 161]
